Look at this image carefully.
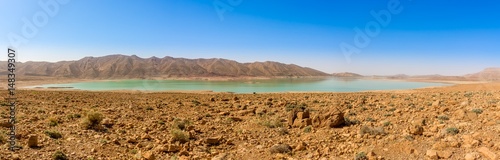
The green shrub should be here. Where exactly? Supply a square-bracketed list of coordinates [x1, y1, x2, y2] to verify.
[446, 127, 459, 135]
[172, 119, 190, 130]
[383, 121, 391, 126]
[285, 103, 307, 112]
[170, 129, 189, 143]
[45, 130, 62, 139]
[471, 108, 483, 114]
[53, 151, 68, 160]
[81, 111, 103, 130]
[366, 117, 375, 122]
[303, 126, 312, 133]
[130, 149, 138, 154]
[437, 115, 449, 121]
[355, 152, 368, 160]
[344, 117, 360, 126]
[260, 119, 283, 128]
[48, 117, 59, 127]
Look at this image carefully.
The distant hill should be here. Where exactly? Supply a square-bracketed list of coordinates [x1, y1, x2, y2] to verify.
[0, 55, 329, 79]
[465, 67, 500, 81]
[332, 72, 363, 77]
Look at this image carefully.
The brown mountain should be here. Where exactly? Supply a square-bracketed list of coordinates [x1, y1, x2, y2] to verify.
[331, 72, 363, 77]
[465, 67, 500, 81]
[0, 54, 329, 79]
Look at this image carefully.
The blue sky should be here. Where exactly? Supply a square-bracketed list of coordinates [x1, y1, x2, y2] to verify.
[1, 0, 499, 75]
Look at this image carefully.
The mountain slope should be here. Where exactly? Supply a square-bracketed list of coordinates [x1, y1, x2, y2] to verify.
[465, 67, 500, 81]
[0, 55, 329, 79]
[332, 72, 363, 77]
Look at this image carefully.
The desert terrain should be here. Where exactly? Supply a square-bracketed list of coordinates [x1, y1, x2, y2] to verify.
[0, 81, 498, 160]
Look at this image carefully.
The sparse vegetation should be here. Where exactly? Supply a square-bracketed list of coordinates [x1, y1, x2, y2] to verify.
[170, 129, 189, 143]
[67, 113, 82, 119]
[471, 108, 483, 114]
[191, 100, 201, 106]
[405, 135, 414, 141]
[81, 111, 104, 130]
[269, 144, 292, 154]
[303, 125, 312, 133]
[437, 115, 449, 120]
[130, 149, 138, 154]
[260, 119, 283, 128]
[359, 126, 386, 135]
[366, 117, 375, 122]
[52, 151, 68, 160]
[172, 119, 191, 130]
[355, 152, 368, 160]
[344, 117, 360, 126]
[383, 121, 391, 126]
[45, 130, 63, 139]
[0, 134, 6, 144]
[48, 117, 59, 127]
[277, 127, 289, 135]
[158, 120, 166, 125]
[285, 103, 307, 112]
[446, 127, 459, 135]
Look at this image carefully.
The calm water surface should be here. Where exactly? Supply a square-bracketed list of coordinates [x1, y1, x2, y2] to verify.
[32, 78, 450, 93]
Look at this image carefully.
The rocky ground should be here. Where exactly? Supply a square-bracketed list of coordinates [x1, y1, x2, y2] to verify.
[0, 82, 499, 159]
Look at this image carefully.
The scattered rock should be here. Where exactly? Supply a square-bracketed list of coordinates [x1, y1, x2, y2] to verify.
[11, 154, 20, 160]
[143, 151, 155, 160]
[437, 150, 453, 159]
[27, 134, 38, 148]
[477, 147, 498, 160]
[288, 110, 298, 127]
[102, 118, 115, 128]
[166, 144, 181, 152]
[206, 136, 223, 145]
[141, 133, 152, 140]
[237, 109, 254, 116]
[127, 137, 138, 144]
[426, 150, 438, 160]
[0, 121, 13, 128]
[465, 152, 480, 160]
[409, 125, 424, 135]
[297, 110, 310, 120]
[312, 108, 344, 128]
[295, 142, 307, 151]
[212, 153, 229, 160]
[432, 100, 440, 107]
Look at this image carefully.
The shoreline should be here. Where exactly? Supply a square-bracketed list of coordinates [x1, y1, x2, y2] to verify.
[10, 76, 498, 94]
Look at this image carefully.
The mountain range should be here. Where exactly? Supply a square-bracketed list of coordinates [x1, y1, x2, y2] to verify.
[0, 54, 498, 81]
[0, 55, 328, 79]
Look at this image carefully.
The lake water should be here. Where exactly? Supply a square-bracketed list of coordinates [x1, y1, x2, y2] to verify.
[31, 78, 451, 93]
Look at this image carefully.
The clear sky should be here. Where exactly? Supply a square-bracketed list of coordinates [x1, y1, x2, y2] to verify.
[1, 0, 499, 76]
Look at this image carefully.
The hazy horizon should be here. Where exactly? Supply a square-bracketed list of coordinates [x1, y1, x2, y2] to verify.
[1, 0, 499, 76]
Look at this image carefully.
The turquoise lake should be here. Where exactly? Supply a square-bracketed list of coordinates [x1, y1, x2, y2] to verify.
[32, 78, 451, 93]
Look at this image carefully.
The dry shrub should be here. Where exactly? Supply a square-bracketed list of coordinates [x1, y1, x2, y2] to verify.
[81, 111, 103, 130]
[359, 126, 386, 135]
